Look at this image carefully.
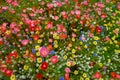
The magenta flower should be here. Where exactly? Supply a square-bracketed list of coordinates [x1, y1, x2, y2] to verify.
[39, 47, 49, 57]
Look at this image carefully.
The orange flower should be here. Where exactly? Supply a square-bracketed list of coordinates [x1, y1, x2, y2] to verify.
[59, 33, 67, 40]
[47, 44, 53, 51]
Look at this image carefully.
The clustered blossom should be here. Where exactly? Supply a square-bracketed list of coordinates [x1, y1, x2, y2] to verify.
[0, 0, 120, 80]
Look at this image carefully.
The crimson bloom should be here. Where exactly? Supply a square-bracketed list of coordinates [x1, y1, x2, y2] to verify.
[40, 62, 48, 70]
[5, 69, 13, 76]
[36, 73, 43, 79]
[110, 72, 117, 78]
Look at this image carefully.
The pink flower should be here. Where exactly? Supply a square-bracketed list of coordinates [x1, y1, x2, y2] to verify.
[101, 14, 106, 18]
[47, 3, 53, 9]
[70, 11, 75, 15]
[75, 10, 80, 18]
[82, 1, 88, 6]
[10, 22, 16, 29]
[2, 23, 7, 27]
[50, 56, 59, 64]
[21, 40, 29, 46]
[72, 33, 76, 38]
[2, 6, 8, 10]
[65, 68, 70, 73]
[6, 0, 12, 4]
[37, 9, 44, 14]
[116, 74, 120, 79]
[46, 21, 53, 29]
[106, 0, 110, 3]
[93, 72, 101, 79]
[11, 0, 18, 7]
[118, 2, 120, 10]
[39, 47, 49, 57]
[53, 16, 59, 21]
[106, 36, 110, 41]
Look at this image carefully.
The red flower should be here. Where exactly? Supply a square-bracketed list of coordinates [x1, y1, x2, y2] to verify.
[40, 62, 48, 70]
[110, 72, 117, 78]
[59, 33, 67, 40]
[34, 34, 39, 41]
[5, 69, 13, 76]
[93, 72, 101, 79]
[36, 73, 43, 79]
[9, 51, 18, 58]
[96, 26, 102, 33]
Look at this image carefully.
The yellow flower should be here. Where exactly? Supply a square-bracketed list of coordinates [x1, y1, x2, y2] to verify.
[72, 38, 75, 41]
[109, 40, 113, 44]
[66, 62, 71, 67]
[114, 40, 117, 44]
[115, 49, 120, 54]
[108, 59, 111, 63]
[28, 58, 33, 62]
[94, 36, 99, 40]
[83, 73, 87, 78]
[40, 34, 44, 38]
[37, 58, 42, 63]
[80, 77, 84, 80]
[54, 40, 58, 44]
[20, 21, 23, 25]
[35, 45, 40, 50]
[103, 47, 107, 51]
[72, 54, 75, 58]
[74, 70, 78, 75]
[112, 36, 115, 40]
[73, 29, 77, 32]
[72, 61, 76, 66]
[79, 41, 83, 45]
[93, 41, 97, 45]
[98, 62, 103, 67]
[99, 78, 104, 80]
[67, 47, 71, 50]
[63, 55, 67, 60]
[56, 36, 60, 39]
[24, 65, 29, 70]
[72, 49, 76, 53]
[37, 39, 42, 43]
[84, 45, 87, 49]
[68, 44, 72, 47]
[35, 31, 40, 34]
[54, 44, 58, 48]
[85, 78, 90, 80]
[36, 52, 40, 56]
[53, 33, 58, 39]
[10, 75, 15, 80]
[5, 30, 11, 35]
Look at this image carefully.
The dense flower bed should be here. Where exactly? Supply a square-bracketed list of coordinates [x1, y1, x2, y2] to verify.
[0, 0, 120, 80]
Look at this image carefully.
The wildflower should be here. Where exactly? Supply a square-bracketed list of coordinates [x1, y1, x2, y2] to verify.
[39, 47, 49, 57]
[50, 56, 59, 64]
[40, 62, 48, 70]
